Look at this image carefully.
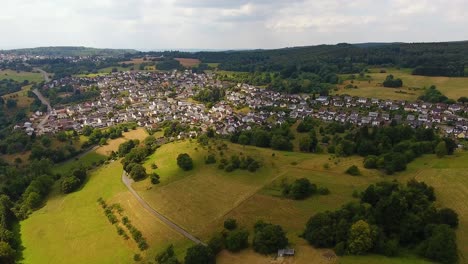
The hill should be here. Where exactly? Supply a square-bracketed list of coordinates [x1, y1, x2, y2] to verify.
[2, 46, 138, 57]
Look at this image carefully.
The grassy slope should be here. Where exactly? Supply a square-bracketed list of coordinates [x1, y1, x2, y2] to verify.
[336, 68, 468, 100]
[21, 132, 193, 264]
[0, 69, 43, 83]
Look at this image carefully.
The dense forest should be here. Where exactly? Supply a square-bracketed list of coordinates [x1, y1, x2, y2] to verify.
[2, 47, 137, 57]
[141, 41, 468, 93]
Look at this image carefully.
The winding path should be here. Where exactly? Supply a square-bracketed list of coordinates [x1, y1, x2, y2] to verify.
[121, 171, 205, 245]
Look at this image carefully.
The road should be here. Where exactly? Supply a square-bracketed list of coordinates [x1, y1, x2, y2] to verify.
[34, 67, 51, 82]
[121, 171, 205, 245]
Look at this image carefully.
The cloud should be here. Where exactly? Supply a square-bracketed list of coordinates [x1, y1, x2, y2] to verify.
[0, 0, 467, 50]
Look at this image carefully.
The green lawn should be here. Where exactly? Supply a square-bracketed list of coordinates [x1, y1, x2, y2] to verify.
[52, 151, 107, 175]
[0, 69, 43, 83]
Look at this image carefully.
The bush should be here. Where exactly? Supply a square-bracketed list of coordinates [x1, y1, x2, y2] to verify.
[184, 244, 215, 264]
[205, 154, 216, 164]
[208, 232, 225, 254]
[317, 187, 330, 195]
[345, 165, 361, 176]
[156, 244, 180, 264]
[334, 241, 346, 256]
[436, 208, 459, 228]
[61, 175, 81, 194]
[224, 218, 237, 230]
[284, 178, 317, 200]
[225, 229, 249, 252]
[177, 153, 193, 171]
[253, 222, 289, 254]
[150, 172, 160, 184]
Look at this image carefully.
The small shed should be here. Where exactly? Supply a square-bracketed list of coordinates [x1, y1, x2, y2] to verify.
[278, 248, 295, 257]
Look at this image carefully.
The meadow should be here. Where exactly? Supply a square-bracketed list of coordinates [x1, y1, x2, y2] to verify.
[20, 134, 468, 264]
[336, 68, 468, 101]
[175, 58, 201, 68]
[0, 69, 44, 83]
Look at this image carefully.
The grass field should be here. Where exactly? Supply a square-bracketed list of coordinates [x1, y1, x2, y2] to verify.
[20, 134, 468, 264]
[21, 159, 191, 264]
[336, 68, 468, 100]
[0, 69, 43, 83]
[1, 84, 33, 109]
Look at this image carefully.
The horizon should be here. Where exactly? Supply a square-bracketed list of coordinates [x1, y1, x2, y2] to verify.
[2, 39, 468, 53]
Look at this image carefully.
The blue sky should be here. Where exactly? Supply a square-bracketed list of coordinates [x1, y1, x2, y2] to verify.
[1, 0, 467, 50]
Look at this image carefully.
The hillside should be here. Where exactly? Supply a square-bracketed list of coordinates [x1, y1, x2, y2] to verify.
[2, 46, 138, 57]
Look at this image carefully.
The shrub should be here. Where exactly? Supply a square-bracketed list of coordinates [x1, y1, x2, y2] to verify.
[345, 165, 361, 176]
[253, 222, 289, 254]
[318, 187, 330, 195]
[225, 229, 249, 252]
[177, 153, 193, 171]
[205, 154, 216, 164]
[61, 175, 81, 194]
[224, 218, 237, 230]
[184, 244, 215, 264]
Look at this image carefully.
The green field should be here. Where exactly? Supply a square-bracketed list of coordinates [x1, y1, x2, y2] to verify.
[336, 68, 468, 100]
[20, 137, 468, 264]
[0, 69, 44, 83]
[21, 159, 191, 264]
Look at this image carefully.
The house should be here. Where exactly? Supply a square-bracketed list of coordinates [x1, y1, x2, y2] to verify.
[278, 249, 295, 257]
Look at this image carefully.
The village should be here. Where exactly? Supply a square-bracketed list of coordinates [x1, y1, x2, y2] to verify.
[17, 69, 468, 141]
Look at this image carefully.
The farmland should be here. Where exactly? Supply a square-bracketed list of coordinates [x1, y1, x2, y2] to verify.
[175, 58, 201, 68]
[336, 68, 468, 101]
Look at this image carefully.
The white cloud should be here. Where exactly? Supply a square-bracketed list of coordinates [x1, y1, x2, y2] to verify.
[0, 0, 466, 50]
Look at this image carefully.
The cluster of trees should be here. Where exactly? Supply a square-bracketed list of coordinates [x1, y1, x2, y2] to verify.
[0, 195, 17, 263]
[121, 136, 158, 181]
[322, 124, 455, 174]
[382, 75, 403, 88]
[40, 86, 100, 106]
[61, 167, 87, 194]
[163, 121, 190, 138]
[33, 57, 125, 78]
[0, 79, 26, 97]
[231, 124, 294, 151]
[282, 178, 329, 199]
[418, 85, 454, 104]
[193, 86, 225, 106]
[217, 154, 261, 173]
[82, 124, 131, 147]
[302, 180, 459, 264]
[156, 59, 182, 71]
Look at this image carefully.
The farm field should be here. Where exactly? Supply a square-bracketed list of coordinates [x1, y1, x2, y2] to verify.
[0, 69, 44, 83]
[175, 58, 201, 67]
[336, 68, 468, 101]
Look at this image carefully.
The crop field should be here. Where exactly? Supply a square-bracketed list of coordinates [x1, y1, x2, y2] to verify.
[95, 127, 149, 156]
[336, 68, 468, 100]
[0, 69, 43, 83]
[175, 58, 201, 67]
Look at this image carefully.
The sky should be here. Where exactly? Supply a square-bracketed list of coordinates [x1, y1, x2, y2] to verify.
[0, 0, 467, 51]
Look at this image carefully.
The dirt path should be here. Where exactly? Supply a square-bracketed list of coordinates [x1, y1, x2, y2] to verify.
[121, 171, 205, 245]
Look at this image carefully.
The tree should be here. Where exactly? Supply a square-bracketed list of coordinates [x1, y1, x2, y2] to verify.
[253, 222, 289, 254]
[347, 220, 374, 255]
[225, 229, 249, 252]
[238, 134, 249, 146]
[156, 244, 180, 264]
[208, 232, 225, 254]
[184, 244, 215, 264]
[418, 224, 458, 264]
[129, 164, 147, 181]
[436, 208, 459, 228]
[0, 241, 15, 264]
[435, 141, 448, 158]
[287, 178, 316, 200]
[177, 153, 193, 171]
[224, 218, 237, 230]
[150, 172, 160, 184]
[345, 165, 361, 176]
[61, 176, 81, 193]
